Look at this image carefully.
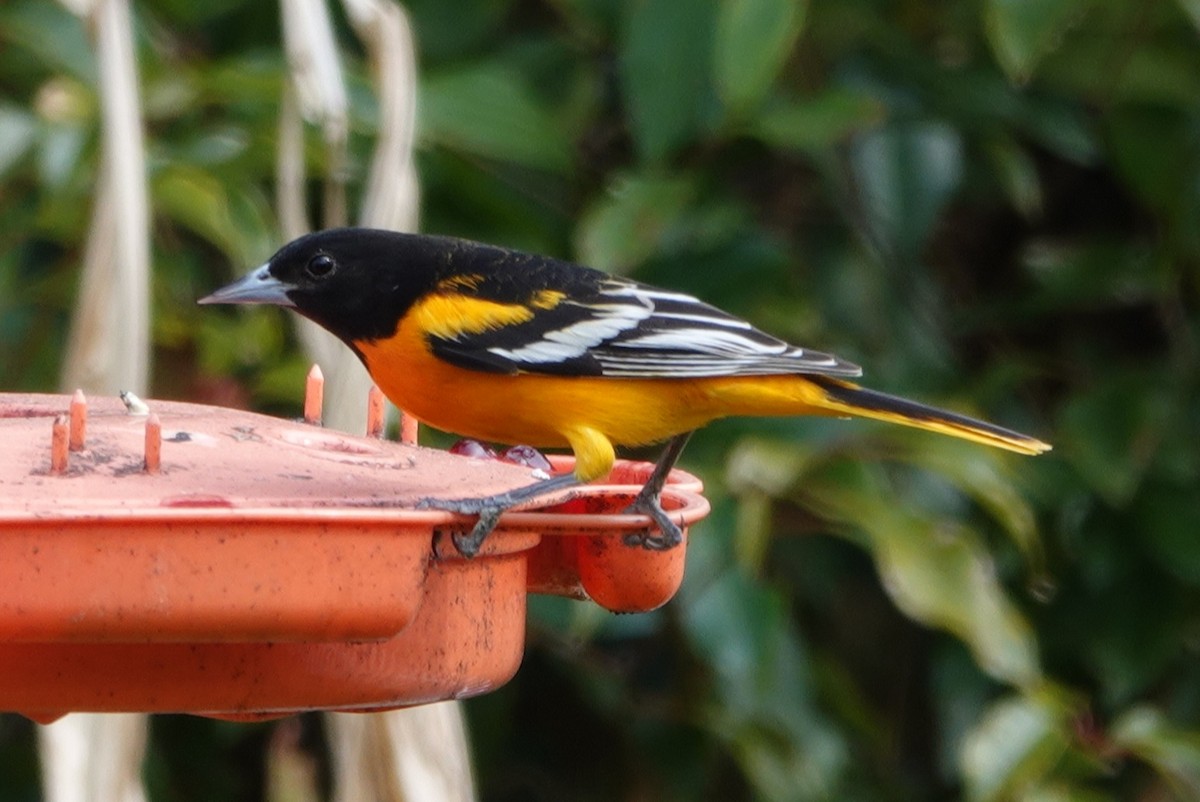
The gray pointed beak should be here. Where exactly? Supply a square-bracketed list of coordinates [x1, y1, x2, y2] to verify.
[198, 264, 296, 307]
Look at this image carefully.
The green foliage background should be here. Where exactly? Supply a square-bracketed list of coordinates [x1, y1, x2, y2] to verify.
[2, 0, 1199, 799]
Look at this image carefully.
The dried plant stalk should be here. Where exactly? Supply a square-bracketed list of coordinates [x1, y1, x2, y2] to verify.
[46, 1, 152, 797]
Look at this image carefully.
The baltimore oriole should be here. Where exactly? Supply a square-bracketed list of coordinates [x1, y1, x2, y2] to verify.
[200, 228, 1050, 557]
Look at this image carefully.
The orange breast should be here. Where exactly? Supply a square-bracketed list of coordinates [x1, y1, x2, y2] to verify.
[352, 317, 728, 450]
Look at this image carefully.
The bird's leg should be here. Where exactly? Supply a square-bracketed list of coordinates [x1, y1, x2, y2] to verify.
[418, 472, 581, 558]
[624, 431, 693, 550]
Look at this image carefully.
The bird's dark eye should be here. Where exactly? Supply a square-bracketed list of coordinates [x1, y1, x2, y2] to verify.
[305, 253, 336, 279]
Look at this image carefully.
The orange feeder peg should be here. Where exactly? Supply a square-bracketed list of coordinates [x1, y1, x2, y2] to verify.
[68, 389, 87, 451]
[366, 385, 386, 439]
[303, 364, 324, 425]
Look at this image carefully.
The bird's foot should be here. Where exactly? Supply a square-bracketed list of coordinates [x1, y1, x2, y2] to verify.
[417, 496, 505, 558]
[622, 491, 684, 551]
[418, 472, 581, 558]
[451, 508, 503, 558]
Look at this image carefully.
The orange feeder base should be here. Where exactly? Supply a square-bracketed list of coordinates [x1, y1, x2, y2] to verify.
[0, 391, 709, 720]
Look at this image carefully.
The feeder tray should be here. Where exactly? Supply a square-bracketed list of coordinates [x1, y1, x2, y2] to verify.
[0, 382, 708, 721]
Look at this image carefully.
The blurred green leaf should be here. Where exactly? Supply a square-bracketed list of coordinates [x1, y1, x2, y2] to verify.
[1014, 97, 1099, 165]
[620, 0, 717, 163]
[807, 466, 1040, 686]
[1107, 107, 1196, 212]
[174, 127, 251, 166]
[420, 149, 569, 253]
[0, 0, 94, 79]
[726, 436, 816, 498]
[897, 435, 1046, 578]
[1020, 238, 1167, 309]
[848, 121, 964, 259]
[683, 569, 793, 718]
[1083, 583, 1184, 707]
[714, 0, 807, 116]
[985, 0, 1093, 81]
[1021, 786, 1117, 802]
[985, 136, 1043, 217]
[1134, 483, 1200, 586]
[1057, 373, 1172, 506]
[1177, 0, 1200, 32]
[36, 123, 86, 188]
[683, 568, 848, 798]
[961, 690, 1075, 802]
[733, 489, 773, 575]
[575, 173, 696, 272]
[869, 508, 1040, 687]
[930, 645, 996, 779]
[1111, 706, 1200, 797]
[1031, 23, 1200, 108]
[1107, 43, 1200, 108]
[200, 55, 284, 109]
[0, 105, 37, 178]
[420, 63, 573, 172]
[252, 353, 314, 408]
[726, 437, 820, 575]
[726, 720, 842, 802]
[153, 165, 274, 266]
[753, 89, 885, 153]
[404, 0, 513, 60]
[144, 72, 202, 122]
[576, 170, 755, 274]
[194, 307, 289, 376]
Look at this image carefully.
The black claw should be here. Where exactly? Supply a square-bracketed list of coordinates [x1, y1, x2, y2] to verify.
[448, 507, 503, 558]
[622, 527, 683, 550]
[450, 529, 479, 559]
[623, 492, 684, 551]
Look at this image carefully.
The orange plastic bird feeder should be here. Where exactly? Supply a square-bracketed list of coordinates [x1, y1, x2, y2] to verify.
[0, 377, 708, 722]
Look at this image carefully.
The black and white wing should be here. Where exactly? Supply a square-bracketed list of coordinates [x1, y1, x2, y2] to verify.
[428, 263, 862, 379]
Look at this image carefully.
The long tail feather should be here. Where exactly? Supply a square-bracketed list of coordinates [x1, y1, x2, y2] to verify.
[808, 376, 1051, 455]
